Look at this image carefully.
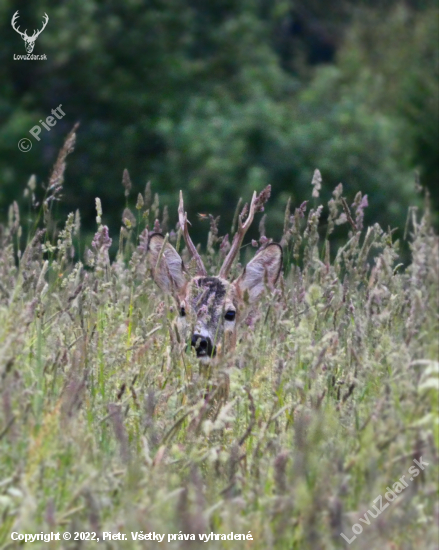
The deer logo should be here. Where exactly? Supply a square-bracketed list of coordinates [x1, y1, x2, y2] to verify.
[11, 11, 49, 54]
[147, 188, 282, 363]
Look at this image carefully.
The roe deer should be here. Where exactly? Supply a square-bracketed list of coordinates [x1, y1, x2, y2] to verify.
[147, 188, 282, 363]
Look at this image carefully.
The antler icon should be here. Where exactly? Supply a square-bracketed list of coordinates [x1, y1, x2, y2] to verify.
[11, 11, 49, 54]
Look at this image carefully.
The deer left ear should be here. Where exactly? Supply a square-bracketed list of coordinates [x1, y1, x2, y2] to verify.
[147, 233, 187, 295]
[235, 243, 282, 303]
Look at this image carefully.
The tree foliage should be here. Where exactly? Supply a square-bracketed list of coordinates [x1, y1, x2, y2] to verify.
[0, 0, 437, 242]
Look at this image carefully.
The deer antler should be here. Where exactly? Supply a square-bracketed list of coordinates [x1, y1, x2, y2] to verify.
[219, 185, 271, 279]
[31, 13, 49, 40]
[11, 11, 27, 39]
[11, 11, 49, 41]
[178, 191, 207, 276]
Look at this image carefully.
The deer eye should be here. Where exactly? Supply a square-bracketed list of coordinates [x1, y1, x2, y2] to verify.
[224, 310, 236, 321]
[180, 306, 186, 317]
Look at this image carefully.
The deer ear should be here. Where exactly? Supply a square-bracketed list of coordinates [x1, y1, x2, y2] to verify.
[147, 233, 186, 294]
[235, 243, 282, 302]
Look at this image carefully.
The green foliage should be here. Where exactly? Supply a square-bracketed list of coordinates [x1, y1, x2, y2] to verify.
[0, 0, 436, 244]
[337, 4, 439, 210]
[0, 158, 438, 547]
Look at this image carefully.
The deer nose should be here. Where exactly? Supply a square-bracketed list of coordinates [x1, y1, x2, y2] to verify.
[191, 334, 215, 358]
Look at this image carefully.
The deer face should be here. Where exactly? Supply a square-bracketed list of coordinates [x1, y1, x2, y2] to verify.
[23, 39, 36, 54]
[147, 232, 282, 363]
[180, 276, 236, 360]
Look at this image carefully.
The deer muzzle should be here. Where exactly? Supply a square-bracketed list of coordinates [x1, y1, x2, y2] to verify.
[191, 334, 216, 359]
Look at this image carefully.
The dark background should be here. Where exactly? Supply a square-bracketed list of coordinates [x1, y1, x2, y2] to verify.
[1, 0, 438, 247]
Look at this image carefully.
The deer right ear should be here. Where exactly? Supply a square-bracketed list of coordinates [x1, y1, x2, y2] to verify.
[147, 233, 187, 294]
[235, 243, 282, 303]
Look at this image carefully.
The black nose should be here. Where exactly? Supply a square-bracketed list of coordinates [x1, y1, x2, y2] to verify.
[191, 334, 215, 358]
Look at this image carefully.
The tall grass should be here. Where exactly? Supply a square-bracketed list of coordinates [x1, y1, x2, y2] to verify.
[0, 133, 438, 549]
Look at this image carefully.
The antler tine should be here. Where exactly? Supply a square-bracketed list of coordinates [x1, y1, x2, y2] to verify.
[32, 13, 49, 39]
[219, 191, 257, 279]
[178, 191, 207, 276]
[11, 11, 26, 38]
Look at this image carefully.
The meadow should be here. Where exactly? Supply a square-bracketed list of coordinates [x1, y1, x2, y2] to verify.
[0, 130, 438, 549]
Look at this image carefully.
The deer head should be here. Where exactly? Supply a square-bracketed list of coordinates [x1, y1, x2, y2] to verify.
[147, 189, 282, 363]
[11, 11, 49, 54]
